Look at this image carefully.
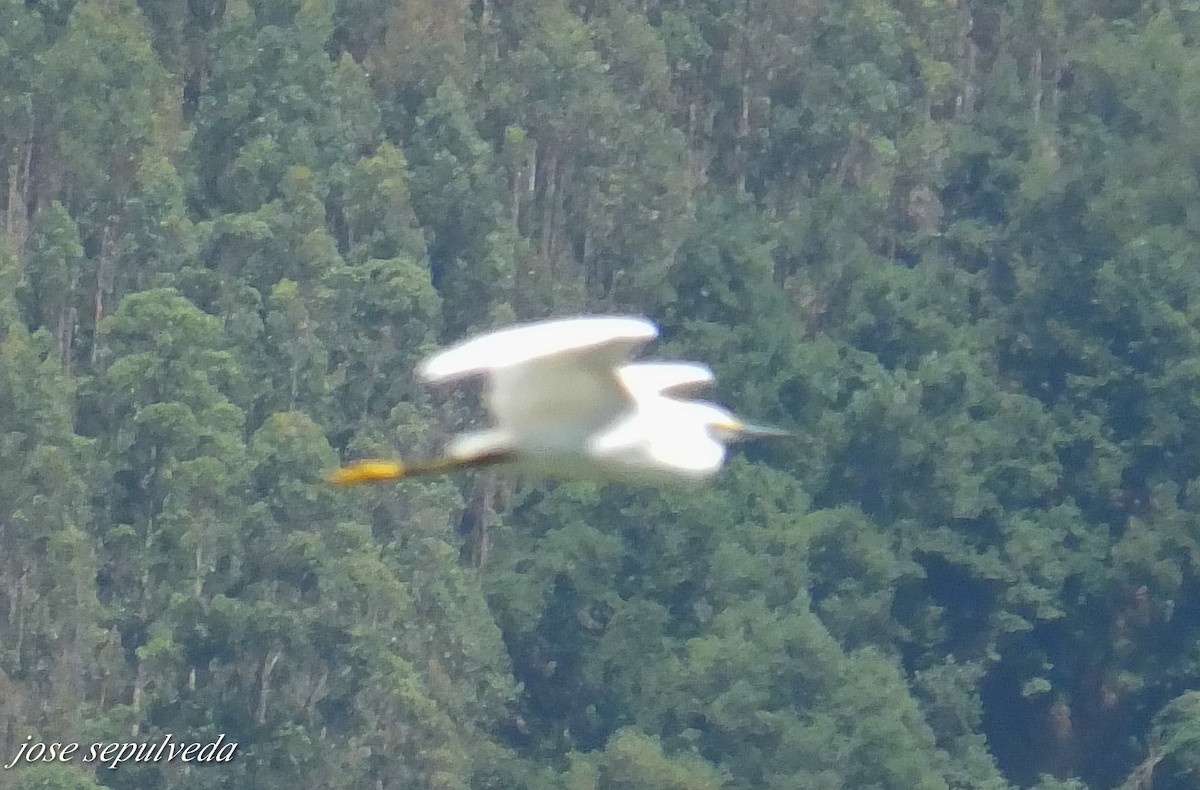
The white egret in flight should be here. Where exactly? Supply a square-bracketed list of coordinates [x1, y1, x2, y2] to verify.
[328, 316, 787, 486]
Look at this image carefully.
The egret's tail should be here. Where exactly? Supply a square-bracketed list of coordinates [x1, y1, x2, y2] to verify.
[327, 460, 407, 485]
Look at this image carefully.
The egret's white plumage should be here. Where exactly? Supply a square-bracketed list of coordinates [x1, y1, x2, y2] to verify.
[416, 316, 657, 383]
[588, 397, 739, 482]
[419, 316, 658, 445]
[616, 361, 715, 398]
[329, 316, 786, 486]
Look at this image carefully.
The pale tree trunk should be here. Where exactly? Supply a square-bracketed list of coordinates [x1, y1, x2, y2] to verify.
[97, 627, 121, 710]
[0, 672, 30, 765]
[550, 157, 571, 270]
[132, 495, 157, 720]
[461, 479, 495, 568]
[305, 667, 329, 721]
[956, 0, 977, 116]
[511, 140, 536, 315]
[62, 552, 95, 708]
[194, 538, 205, 598]
[509, 148, 525, 239]
[735, 68, 751, 193]
[132, 659, 146, 717]
[1032, 47, 1043, 127]
[539, 148, 557, 261]
[257, 647, 283, 724]
[4, 163, 25, 249]
[1033, 20, 1065, 168]
[540, 147, 552, 258]
[730, 0, 756, 193]
[56, 308, 68, 366]
[93, 220, 117, 366]
[4, 113, 34, 248]
[581, 203, 597, 294]
[13, 574, 26, 671]
[1050, 30, 1063, 119]
[1120, 746, 1161, 790]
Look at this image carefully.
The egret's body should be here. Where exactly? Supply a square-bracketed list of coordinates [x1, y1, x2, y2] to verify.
[328, 316, 786, 486]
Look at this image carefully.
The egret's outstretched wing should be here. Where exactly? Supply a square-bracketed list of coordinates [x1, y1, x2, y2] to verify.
[617, 361, 715, 398]
[417, 316, 657, 382]
[417, 316, 660, 439]
[644, 430, 727, 479]
[645, 400, 740, 478]
[589, 398, 729, 481]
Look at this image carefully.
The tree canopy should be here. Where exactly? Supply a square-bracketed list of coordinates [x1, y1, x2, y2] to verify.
[2, 0, 1200, 787]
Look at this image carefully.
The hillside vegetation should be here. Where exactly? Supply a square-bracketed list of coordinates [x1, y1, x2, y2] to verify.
[2, 0, 1200, 787]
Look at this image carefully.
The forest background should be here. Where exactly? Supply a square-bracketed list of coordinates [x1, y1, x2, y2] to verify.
[2, 0, 1200, 787]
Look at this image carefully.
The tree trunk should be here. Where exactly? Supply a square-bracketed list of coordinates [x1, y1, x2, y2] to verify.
[257, 647, 283, 724]
[4, 117, 34, 248]
[550, 156, 571, 270]
[539, 148, 557, 261]
[956, 0, 977, 116]
[132, 659, 146, 715]
[194, 538, 205, 598]
[92, 221, 117, 366]
[510, 151, 524, 239]
[736, 70, 750, 193]
[732, 0, 753, 193]
[13, 574, 26, 671]
[1032, 47, 1043, 127]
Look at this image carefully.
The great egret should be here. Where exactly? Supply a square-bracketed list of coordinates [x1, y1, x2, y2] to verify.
[328, 316, 787, 486]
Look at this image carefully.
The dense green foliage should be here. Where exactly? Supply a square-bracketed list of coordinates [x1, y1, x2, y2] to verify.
[3, 0, 1200, 787]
